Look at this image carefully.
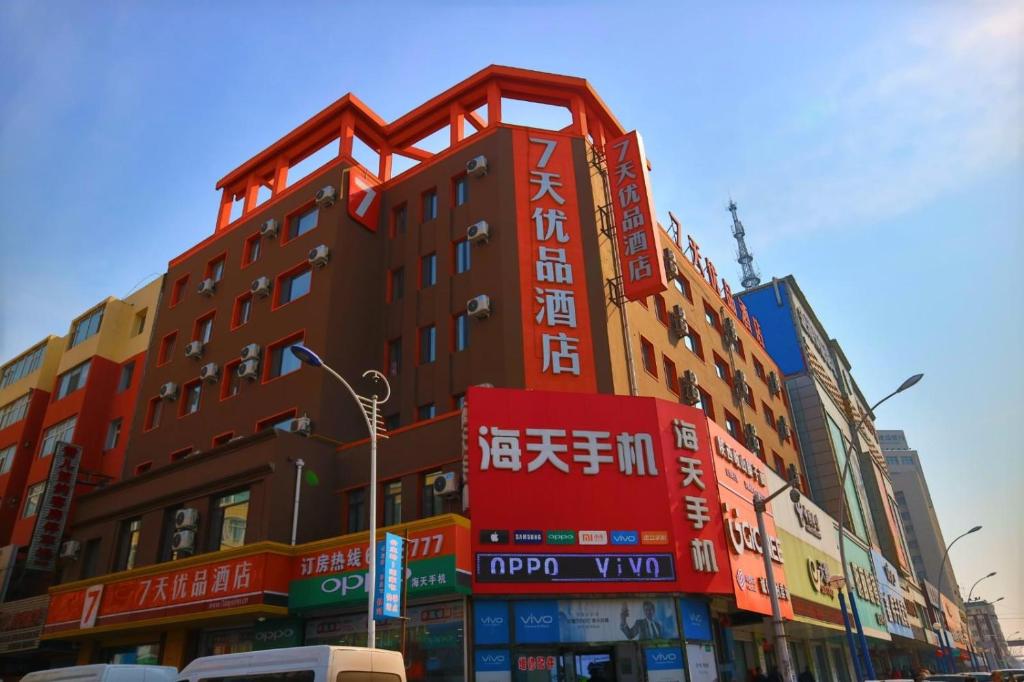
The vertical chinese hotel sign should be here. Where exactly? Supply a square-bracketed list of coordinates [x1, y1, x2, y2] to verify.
[605, 131, 667, 300]
[26, 442, 82, 572]
[514, 130, 597, 392]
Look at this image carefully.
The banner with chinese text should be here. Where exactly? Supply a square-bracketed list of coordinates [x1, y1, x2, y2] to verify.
[26, 442, 82, 572]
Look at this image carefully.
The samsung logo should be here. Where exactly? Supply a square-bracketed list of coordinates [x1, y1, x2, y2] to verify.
[514, 530, 543, 544]
[519, 614, 554, 626]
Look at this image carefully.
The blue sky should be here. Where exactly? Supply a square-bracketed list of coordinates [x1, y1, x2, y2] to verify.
[1, 2, 1021, 628]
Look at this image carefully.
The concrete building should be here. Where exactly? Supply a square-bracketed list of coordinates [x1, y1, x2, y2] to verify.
[967, 599, 1013, 668]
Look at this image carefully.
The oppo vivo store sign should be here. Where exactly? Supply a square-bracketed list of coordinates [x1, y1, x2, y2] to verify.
[476, 553, 675, 583]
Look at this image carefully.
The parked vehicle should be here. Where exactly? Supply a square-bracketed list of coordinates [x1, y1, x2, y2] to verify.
[22, 664, 178, 682]
[176, 645, 406, 682]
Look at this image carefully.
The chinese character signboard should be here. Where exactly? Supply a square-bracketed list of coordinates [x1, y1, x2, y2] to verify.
[373, 533, 404, 621]
[0, 595, 49, 654]
[26, 442, 82, 572]
[872, 549, 913, 638]
[513, 129, 597, 393]
[605, 130, 667, 300]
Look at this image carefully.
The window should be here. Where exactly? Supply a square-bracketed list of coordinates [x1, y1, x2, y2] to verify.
[391, 203, 408, 237]
[763, 404, 776, 430]
[287, 206, 318, 240]
[256, 409, 297, 432]
[40, 416, 77, 457]
[277, 265, 313, 307]
[212, 432, 235, 448]
[210, 490, 250, 551]
[70, 307, 104, 347]
[454, 239, 471, 274]
[713, 353, 731, 384]
[640, 337, 657, 377]
[662, 356, 679, 394]
[135, 461, 152, 475]
[206, 255, 226, 283]
[194, 313, 215, 344]
[453, 393, 466, 410]
[22, 482, 45, 518]
[170, 447, 193, 462]
[180, 381, 202, 416]
[388, 268, 405, 303]
[232, 293, 253, 328]
[420, 253, 437, 288]
[81, 538, 102, 579]
[704, 302, 720, 330]
[654, 295, 669, 325]
[419, 325, 436, 364]
[0, 394, 30, 429]
[724, 411, 742, 440]
[674, 275, 693, 301]
[684, 329, 704, 360]
[117, 361, 135, 392]
[697, 389, 714, 420]
[266, 335, 304, 379]
[1, 344, 45, 388]
[422, 189, 438, 221]
[386, 338, 402, 376]
[384, 413, 401, 430]
[418, 403, 436, 421]
[132, 309, 148, 336]
[753, 357, 767, 381]
[221, 360, 242, 400]
[170, 275, 189, 307]
[422, 471, 445, 517]
[0, 444, 15, 474]
[744, 384, 755, 408]
[56, 360, 91, 399]
[347, 488, 367, 533]
[157, 332, 177, 366]
[773, 453, 786, 475]
[734, 337, 746, 360]
[383, 481, 402, 526]
[104, 418, 122, 450]
[243, 233, 261, 266]
[453, 175, 468, 206]
[115, 517, 142, 570]
[144, 397, 163, 430]
[454, 313, 470, 352]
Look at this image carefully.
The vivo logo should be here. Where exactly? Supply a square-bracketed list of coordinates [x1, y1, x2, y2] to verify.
[481, 654, 508, 664]
[519, 614, 554, 626]
[611, 531, 638, 545]
[480, 616, 505, 625]
[652, 652, 679, 663]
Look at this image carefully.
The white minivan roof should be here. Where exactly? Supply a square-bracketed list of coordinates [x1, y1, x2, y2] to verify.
[22, 664, 179, 682]
[179, 645, 405, 678]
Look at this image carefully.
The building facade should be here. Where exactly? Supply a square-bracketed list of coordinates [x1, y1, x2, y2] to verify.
[966, 599, 1015, 669]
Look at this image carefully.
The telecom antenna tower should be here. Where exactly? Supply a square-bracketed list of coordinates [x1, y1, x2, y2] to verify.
[729, 200, 761, 289]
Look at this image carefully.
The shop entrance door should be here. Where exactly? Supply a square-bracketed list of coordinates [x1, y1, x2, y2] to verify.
[572, 648, 615, 681]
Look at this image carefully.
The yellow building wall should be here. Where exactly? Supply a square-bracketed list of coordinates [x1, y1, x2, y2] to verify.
[0, 335, 66, 407]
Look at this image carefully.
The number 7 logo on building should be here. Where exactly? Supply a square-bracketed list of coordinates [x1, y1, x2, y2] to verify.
[80, 584, 104, 629]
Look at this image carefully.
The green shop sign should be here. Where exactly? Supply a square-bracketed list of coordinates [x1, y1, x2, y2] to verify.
[289, 555, 468, 612]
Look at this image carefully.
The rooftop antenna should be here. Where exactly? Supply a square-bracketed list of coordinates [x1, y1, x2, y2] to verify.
[729, 199, 760, 289]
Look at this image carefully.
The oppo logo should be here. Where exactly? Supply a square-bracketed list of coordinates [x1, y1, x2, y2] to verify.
[652, 652, 679, 663]
[480, 616, 505, 626]
[481, 654, 508, 664]
[255, 629, 295, 642]
[320, 573, 366, 596]
[519, 614, 554, 626]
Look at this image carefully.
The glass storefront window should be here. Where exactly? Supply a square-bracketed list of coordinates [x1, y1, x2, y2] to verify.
[104, 642, 161, 665]
[201, 626, 255, 656]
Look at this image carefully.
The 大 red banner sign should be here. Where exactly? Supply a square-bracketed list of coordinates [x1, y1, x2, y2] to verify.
[605, 130, 667, 300]
[25, 442, 82, 572]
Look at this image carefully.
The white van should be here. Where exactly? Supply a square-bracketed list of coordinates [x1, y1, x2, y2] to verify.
[176, 645, 406, 682]
[22, 664, 179, 682]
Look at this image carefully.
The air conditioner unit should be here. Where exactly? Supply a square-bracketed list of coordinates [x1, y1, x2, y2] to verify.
[260, 218, 280, 238]
[467, 294, 491, 319]
[199, 362, 220, 383]
[681, 370, 700, 407]
[159, 382, 178, 401]
[777, 415, 791, 440]
[733, 369, 748, 400]
[669, 305, 688, 338]
[466, 155, 488, 177]
[768, 371, 781, 397]
[240, 343, 262, 362]
[467, 220, 490, 243]
[174, 508, 199, 529]
[171, 530, 196, 554]
[663, 248, 680, 280]
[723, 318, 738, 350]
[59, 540, 81, 559]
[250, 276, 272, 297]
[744, 423, 761, 454]
[197, 277, 217, 297]
[184, 340, 204, 359]
[308, 244, 329, 268]
[237, 359, 260, 381]
[315, 185, 337, 208]
[289, 416, 312, 437]
[432, 471, 459, 497]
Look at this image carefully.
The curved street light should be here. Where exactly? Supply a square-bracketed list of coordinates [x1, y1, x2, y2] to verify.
[835, 374, 923, 681]
[967, 572, 997, 603]
[934, 526, 983, 671]
[291, 343, 390, 649]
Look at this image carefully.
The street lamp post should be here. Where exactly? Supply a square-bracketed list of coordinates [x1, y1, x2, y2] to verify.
[752, 469, 803, 682]
[835, 373, 923, 682]
[966, 573, 997, 670]
[934, 526, 982, 672]
[291, 344, 390, 649]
